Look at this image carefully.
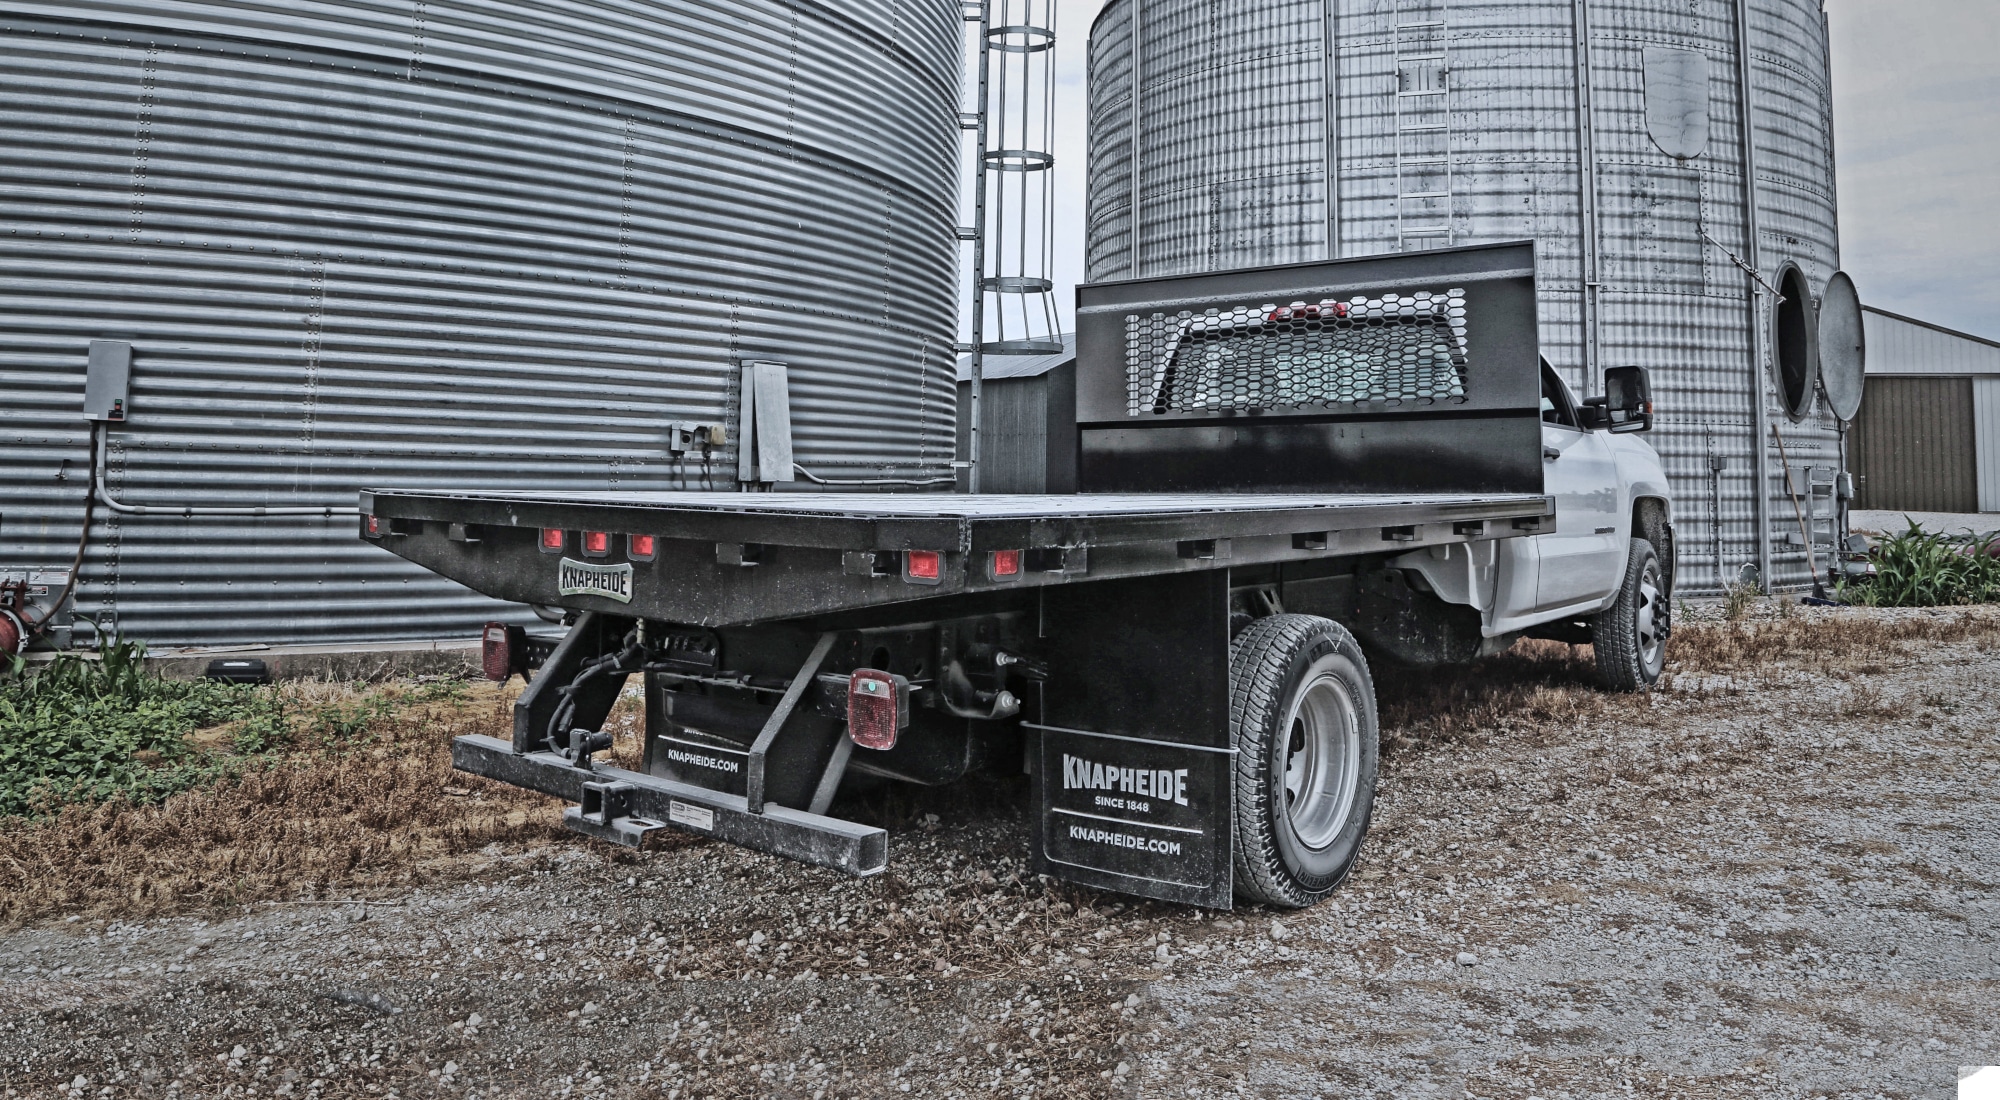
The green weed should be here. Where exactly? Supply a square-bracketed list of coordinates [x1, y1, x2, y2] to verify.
[0, 638, 432, 818]
[1841, 522, 2000, 608]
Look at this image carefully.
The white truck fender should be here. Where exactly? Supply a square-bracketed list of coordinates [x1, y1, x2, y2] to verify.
[1396, 433, 1674, 637]
[1390, 540, 1499, 615]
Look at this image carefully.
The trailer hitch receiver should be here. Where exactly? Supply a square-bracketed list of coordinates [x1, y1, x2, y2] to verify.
[563, 780, 665, 848]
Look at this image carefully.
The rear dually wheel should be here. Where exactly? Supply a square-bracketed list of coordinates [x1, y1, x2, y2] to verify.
[1229, 614, 1379, 908]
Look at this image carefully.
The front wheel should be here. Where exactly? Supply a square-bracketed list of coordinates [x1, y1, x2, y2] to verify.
[1591, 538, 1669, 691]
[1229, 615, 1379, 908]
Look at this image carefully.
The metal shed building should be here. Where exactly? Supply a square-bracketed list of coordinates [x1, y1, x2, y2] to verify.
[955, 337, 1077, 495]
[1850, 307, 2000, 514]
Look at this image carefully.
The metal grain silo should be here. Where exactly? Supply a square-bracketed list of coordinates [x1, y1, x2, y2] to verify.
[1087, 0, 1848, 594]
[0, 0, 964, 647]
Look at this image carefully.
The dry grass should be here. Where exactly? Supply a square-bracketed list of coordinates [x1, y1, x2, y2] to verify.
[7, 606, 1998, 929]
[1375, 606, 2000, 758]
[0, 681, 583, 926]
[1666, 606, 2000, 678]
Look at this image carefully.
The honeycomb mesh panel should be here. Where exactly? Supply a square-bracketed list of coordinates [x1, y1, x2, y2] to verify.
[1125, 289, 1470, 415]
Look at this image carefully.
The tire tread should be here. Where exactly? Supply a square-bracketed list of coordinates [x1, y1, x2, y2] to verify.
[1591, 538, 1664, 691]
[1230, 614, 1374, 907]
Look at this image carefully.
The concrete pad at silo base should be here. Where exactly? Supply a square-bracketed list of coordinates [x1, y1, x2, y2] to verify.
[21, 637, 484, 682]
[1851, 509, 2000, 537]
[144, 638, 484, 682]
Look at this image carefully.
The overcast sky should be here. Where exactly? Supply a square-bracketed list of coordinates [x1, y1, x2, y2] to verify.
[1038, 0, 1999, 342]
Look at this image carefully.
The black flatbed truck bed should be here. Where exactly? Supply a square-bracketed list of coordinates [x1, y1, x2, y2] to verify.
[364, 243, 1561, 908]
[363, 489, 1552, 627]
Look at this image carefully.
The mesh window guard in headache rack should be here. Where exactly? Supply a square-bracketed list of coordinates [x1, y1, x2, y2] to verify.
[1126, 289, 1472, 416]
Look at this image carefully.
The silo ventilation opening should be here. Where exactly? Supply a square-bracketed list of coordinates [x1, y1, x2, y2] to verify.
[1773, 262, 1820, 421]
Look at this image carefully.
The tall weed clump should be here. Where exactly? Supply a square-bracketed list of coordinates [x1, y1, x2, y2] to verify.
[0, 639, 281, 816]
[1843, 522, 2000, 608]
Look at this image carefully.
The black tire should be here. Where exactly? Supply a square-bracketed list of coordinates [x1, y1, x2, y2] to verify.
[1229, 614, 1379, 908]
[1591, 538, 1669, 691]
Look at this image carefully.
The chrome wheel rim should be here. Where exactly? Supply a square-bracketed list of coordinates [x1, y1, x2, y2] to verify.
[1281, 669, 1362, 851]
[1636, 559, 1667, 675]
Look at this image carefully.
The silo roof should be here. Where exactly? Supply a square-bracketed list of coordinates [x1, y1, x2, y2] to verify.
[1862, 307, 2000, 375]
[956, 333, 1076, 382]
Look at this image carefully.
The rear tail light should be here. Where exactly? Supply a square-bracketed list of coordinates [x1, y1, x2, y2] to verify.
[540, 528, 566, 554]
[904, 550, 942, 585]
[481, 622, 516, 682]
[363, 515, 382, 538]
[847, 669, 909, 751]
[583, 530, 611, 558]
[629, 534, 657, 561]
[990, 549, 1022, 580]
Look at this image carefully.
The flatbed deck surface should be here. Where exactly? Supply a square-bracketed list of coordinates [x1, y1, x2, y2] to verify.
[365, 488, 1555, 556]
[380, 490, 1548, 521]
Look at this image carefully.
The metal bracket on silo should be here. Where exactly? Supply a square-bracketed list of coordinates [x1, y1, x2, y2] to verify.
[736, 361, 795, 486]
[83, 340, 132, 423]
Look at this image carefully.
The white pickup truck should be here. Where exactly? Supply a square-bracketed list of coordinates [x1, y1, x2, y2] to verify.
[1391, 356, 1674, 692]
[368, 242, 1676, 910]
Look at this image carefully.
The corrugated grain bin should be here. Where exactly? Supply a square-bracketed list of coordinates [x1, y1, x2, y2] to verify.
[0, 0, 964, 646]
[1087, 0, 1848, 593]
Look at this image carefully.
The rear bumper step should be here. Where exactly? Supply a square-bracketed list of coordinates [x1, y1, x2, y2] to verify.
[451, 734, 887, 877]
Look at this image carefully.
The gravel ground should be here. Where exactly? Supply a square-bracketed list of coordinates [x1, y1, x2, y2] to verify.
[3, 606, 1996, 1099]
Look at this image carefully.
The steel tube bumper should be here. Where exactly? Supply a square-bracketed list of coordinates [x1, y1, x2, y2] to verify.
[451, 735, 887, 877]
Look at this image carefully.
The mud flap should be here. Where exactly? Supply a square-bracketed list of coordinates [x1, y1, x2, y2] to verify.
[1030, 570, 1235, 908]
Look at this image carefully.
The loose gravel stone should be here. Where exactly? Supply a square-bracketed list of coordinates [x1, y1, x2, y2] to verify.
[1, 605, 1995, 1097]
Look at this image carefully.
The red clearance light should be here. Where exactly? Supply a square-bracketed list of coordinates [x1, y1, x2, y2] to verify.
[364, 515, 381, 538]
[905, 550, 942, 583]
[847, 669, 907, 751]
[481, 622, 513, 683]
[540, 528, 565, 553]
[991, 549, 1022, 579]
[1266, 301, 1350, 324]
[629, 534, 657, 561]
[583, 530, 611, 557]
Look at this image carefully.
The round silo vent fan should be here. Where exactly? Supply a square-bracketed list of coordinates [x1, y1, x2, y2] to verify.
[1771, 262, 1820, 421]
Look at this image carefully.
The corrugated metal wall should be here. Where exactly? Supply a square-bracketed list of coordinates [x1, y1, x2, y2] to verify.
[0, 0, 965, 647]
[1084, 0, 1847, 593]
[1850, 377, 1977, 514]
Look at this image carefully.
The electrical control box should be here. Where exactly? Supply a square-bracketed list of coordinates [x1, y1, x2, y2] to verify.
[83, 340, 132, 422]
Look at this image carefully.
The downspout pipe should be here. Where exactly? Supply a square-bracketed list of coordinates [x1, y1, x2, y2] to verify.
[1733, 0, 1774, 594]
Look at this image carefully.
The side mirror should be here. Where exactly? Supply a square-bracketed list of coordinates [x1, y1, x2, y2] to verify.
[1582, 365, 1654, 433]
